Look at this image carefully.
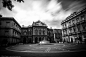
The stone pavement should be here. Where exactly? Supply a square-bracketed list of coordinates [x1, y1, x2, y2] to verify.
[0, 43, 86, 57]
[6, 43, 86, 53]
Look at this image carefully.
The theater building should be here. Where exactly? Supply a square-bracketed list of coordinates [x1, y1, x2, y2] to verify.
[21, 20, 62, 44]
[61, 8, 86, 43]
[32, 20, 48, 43]
[0, 17, 21, 46]
[21, 20, 48, 43]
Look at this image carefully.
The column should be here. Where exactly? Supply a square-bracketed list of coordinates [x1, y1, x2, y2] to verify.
[54, 33, 56, 42]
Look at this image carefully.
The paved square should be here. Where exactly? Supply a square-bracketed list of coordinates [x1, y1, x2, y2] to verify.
[6, 43, 86, 53]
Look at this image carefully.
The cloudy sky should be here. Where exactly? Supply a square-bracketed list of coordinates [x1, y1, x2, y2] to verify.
[0, 0, 86, 29]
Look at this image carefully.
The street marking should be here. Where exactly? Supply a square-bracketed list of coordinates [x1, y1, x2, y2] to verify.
[45, 47, 51, 52]
[6, 46, 85, 53]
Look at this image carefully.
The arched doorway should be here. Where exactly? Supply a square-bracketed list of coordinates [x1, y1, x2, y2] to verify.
[35, 37, 38, 43]
[23, 38, 26, 44]
[71, 38, 73, 43]
[39, 37, 41, 41]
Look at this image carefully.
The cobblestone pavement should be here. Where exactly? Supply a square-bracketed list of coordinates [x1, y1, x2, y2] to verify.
[6, 43, 86, 53]
[0, 43, 86, 57]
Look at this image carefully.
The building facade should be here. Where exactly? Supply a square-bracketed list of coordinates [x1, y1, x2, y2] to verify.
[47, 28, 54, 43]
[21, 20, 62, 44]
[53, 29, 62, 43]
[0, 17, 21, 46]
[61, 8, 86, 43]
[32, 20, 48, 43]
[21, 26, 32, 44]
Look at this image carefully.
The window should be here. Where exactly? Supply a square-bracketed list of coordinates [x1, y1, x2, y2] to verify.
[81, 15, 85, 20]
[39, 29, 41, 35]
[77, 25, 80, 32]
[73, 27, 76, 32]
[35, 29, 38, 35]
[62, 24, 64, 28]
[65, 23, 66, 27]
[43, 30, 45, 35]
[14, 23, 16, 25]
[82, 24, 86, 31]
[68, 21, 71, 26]
[66, 23, 68, 27]
[23, 30, 27, 32]
[76, 18, 79, 22]
[72, 19, 75, 24]
[6, 21, 10, 23]
[16, 25, 17, 27]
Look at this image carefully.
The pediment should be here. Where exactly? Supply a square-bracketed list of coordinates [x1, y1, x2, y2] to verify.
[32, 20, 47, 26]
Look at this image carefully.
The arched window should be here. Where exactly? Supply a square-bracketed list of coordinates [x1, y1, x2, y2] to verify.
[35, 29, 38, 35]
[39, 29, 41, 35]
[43, 29, 45, 35]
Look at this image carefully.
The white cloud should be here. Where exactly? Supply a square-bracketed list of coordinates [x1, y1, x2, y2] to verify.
[1, 0, 83, 29]
[13, 0, 70, 28]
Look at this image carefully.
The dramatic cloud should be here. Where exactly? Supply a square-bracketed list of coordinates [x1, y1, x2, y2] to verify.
[0, 0, 86, 29]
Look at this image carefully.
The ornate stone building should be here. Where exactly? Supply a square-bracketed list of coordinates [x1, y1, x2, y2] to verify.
[21, 20, 62, 44]
[0, 16, 62, 46]
[61, 8, 86, 43]
[32, 20, 48, 43]
[0, 17, 21, 46]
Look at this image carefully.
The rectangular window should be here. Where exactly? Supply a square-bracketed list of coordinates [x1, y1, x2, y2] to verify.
[83, 24, 86, 31]
[5, 30, 9, 36]
[81, 15, 85, 20]
[5, 30, 9, 32]
[35, 29, 38, 35]
[43, 30, 45, 35]
[6, 21, 10, 23]
[68, 21, 70, 26]
[72, 19, 75, 24]
[14, 23, 16, 25]
[76, 18, 79, 22]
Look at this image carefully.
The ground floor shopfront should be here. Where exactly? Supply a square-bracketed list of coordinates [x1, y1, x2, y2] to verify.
[62, 32, 86, 43]
[0, 37, 20, 46]
[21, 35, 55, 44]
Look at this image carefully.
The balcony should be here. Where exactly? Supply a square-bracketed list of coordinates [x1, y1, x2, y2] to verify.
[62, 26, 68, 29]
[71, 23, 76, 27]
[68, 25, 72, 28]
[13, 26, 21, 32]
